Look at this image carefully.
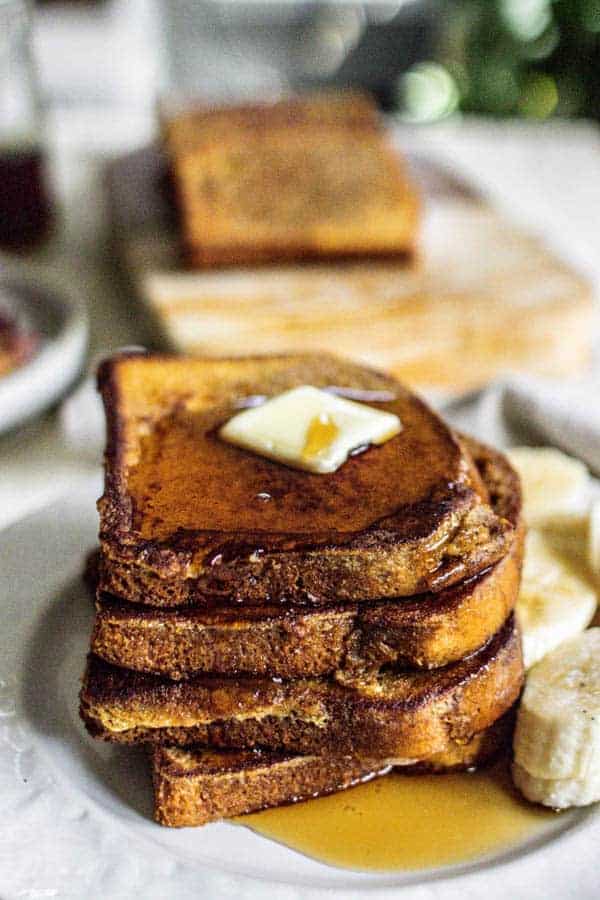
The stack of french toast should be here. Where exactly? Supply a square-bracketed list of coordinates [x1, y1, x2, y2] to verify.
[80, 352, 525, 826]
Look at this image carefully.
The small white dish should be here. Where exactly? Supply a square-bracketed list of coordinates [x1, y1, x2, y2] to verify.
[0, 272, 88, 434]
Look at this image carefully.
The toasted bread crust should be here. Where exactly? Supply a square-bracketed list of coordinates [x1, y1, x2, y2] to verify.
[183, 243, 417, 270]
[92, 596, 358, 679]
[152, 749, 388, 828]
[99, 499, 511, 608]
[81, 615, 522, 759]
[91, 438, 523, 677]
[97, 354, 514, 607]
[151, 711, 513, 826]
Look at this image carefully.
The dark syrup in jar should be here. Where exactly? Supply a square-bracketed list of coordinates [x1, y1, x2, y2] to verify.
[0, 145, 52, 250]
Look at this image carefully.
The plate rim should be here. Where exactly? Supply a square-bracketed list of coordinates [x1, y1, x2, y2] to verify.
[2, 475, 599, 900]
[0, 268, 88, 434]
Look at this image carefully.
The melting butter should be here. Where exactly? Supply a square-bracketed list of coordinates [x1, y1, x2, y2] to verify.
[302, 414, 340, 461]
[219, 385, 401, 474]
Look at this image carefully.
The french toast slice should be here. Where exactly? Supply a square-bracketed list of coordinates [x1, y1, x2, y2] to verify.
[81, 614, 522, 759]
[151, 711, 514, 827]
[97, 354, 514, 608]
[93, 549, 519, 678]
[91, 436, 523, 678]
[163, 92, 419, 268]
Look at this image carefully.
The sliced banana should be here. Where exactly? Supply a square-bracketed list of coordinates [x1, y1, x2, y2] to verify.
[513, 629, 600, 807]
[588, 499, 600, 579]
[507, 447, 590, 527]
[512, 762, 600, 809]
[517, 530, 597, 670]
[520, 529, 564, 587]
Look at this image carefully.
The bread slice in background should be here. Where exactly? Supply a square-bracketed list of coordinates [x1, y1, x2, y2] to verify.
[162, 92, 419, 268]
[109, 144, 594, 398]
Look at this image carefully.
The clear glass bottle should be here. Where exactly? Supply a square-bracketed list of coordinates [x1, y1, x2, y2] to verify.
[0, 0, 52, 250]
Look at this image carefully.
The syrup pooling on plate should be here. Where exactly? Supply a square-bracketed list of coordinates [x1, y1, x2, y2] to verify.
[237, 761, 555, 872]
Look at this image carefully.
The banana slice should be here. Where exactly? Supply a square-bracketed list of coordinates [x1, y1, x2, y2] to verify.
[513, 629, 600, 799]
[588, 500, 600, 579]
[507, 447, 590, 527]
[517, 531, 597, 670]
[512, 762, 600, 809]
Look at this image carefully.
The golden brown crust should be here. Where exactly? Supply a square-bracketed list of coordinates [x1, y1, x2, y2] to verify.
[151, 711, 512, 827]
[152, 750, 389, 827]
[92, 548, 517, 677]
[162, 92, 419, 269]
[98, 500, 511, 608]
[80, 614, 523, 759]
[96, 354, 515, 607]
[91, 438, 523, 677]
[92, 597, 357, 679]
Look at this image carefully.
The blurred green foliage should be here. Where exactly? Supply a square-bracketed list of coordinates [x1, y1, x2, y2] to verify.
[399, 0, 600, 121]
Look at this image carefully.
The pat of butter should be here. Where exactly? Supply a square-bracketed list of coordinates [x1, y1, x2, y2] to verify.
[219, 385, 402, 474]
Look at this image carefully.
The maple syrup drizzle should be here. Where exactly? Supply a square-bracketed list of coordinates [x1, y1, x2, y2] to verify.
[236, 760, 556, 872]
[301, 415, 340, 462]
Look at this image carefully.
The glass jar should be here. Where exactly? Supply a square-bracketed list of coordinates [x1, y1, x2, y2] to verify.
[0, 0, 52, 250]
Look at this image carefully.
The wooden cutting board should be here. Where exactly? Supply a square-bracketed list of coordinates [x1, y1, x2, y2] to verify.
[107, 146, 594, 399]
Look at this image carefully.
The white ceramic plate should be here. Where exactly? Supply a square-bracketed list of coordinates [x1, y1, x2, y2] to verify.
[0, 273, 88, 434]
[2, 474, 598, 900]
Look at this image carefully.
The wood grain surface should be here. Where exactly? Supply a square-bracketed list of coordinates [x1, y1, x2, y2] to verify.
[108, 146, 594, 397]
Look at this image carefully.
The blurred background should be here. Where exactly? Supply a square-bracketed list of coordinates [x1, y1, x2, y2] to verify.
[1, 0, 599, 449]
[0, 0, 598, 542]
[28, 0, 600, 122]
